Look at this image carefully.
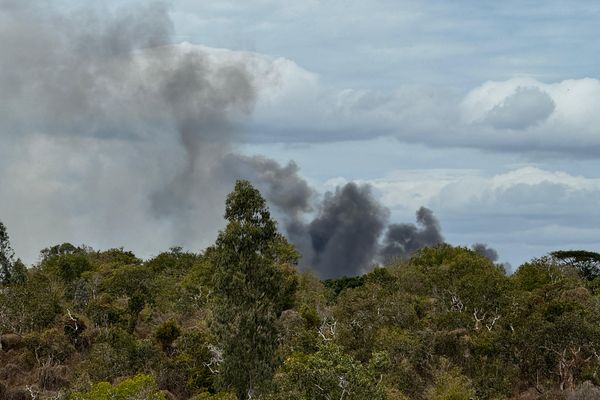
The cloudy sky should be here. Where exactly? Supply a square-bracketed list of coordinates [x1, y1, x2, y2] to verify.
[1, 0, 600, 271]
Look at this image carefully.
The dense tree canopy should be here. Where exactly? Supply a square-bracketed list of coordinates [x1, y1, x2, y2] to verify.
[1, 185, 600, 399]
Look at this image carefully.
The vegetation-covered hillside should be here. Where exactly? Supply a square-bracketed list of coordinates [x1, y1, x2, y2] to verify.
[1, 181, 600, 400]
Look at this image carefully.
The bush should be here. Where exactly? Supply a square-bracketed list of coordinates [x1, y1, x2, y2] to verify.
[155, 320, 181, 351]
[69, 373, 166, 400]
[424, 366, 475, 400]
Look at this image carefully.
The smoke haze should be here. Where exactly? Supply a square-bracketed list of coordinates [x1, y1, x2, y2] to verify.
[0, 1, 259, 257]
[0, 1, 451, 278]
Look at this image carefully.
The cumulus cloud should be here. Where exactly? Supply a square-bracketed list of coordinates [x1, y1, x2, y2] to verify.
[244, 70, 600, 156]
[369, 166, 600, 218]
[458, 78, 600, 154]
[363, 165, 600, 266]
[483, 87, 555, 130]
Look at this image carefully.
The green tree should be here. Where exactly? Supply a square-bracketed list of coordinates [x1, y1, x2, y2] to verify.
[0, 221, 26, 285]
[267, 343, 385, 400]
[155, 320, 181, 352]
[551, 250, 600, 281]
[424, 364, 475, 400]
[0, 222, 15, 284]
[209, 180, 298, 399]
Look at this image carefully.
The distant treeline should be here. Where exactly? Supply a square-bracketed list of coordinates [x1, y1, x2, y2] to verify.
[1, 181, 600, 400]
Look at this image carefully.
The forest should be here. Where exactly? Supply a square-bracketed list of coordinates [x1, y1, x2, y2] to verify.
[1, 180, 600, 400]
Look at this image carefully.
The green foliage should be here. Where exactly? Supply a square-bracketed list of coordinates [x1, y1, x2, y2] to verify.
[190, 391, 237, 400]
[0, 268, 63, 334]
[69, 374, 166, 400]
[424, 365, 475, 400]
[208, 180, 299, 398]
[268, 343, 385, 400]
[155, 320, 181, 350]
[9, 258, 28, 284]
[322, 275, 365, 301]
[0, 221, 27, 285]
[551, 250, 600, 281]
[39, 243, 94, 284]
[24, 327, 76, 364]
[171, 329, 215, 393]
[2, 185, 600, 400]
[334, 281, 421, 362]
[79, 328, 160, 381]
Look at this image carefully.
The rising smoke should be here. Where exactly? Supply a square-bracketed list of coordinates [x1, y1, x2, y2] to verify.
[223, 154, 315, 220]
[298, 183, 389, 279]
[471, 243, 499, 262]
[236, 162, 445, 277]
[0, 1, 257, 253]
[0, 1, 449, 278]
[379, 206, 444, 264]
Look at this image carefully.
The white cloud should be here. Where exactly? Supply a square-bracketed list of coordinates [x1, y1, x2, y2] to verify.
[369, 166, 600, 215]
[360, 166, 600, 265]
[240, 68, 600, 157]
[482, 87, 555, 130]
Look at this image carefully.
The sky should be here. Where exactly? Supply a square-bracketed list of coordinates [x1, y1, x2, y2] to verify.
[1, 0, 600, 272]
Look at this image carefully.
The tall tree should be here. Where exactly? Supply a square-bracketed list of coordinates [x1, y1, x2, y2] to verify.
[209, 180, 298, 399]
[0, 221, 26, 285]
[551, 250, 600, 281]
[0, 222, 14, 284]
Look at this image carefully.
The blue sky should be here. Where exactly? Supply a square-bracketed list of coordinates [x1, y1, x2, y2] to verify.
[1, 1, 599, 269]
[169, 0, 600, 267]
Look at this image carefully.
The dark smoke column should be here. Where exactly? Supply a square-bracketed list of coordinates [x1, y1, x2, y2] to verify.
[379, 206, 444, 263]
[300, 183, 389, 279]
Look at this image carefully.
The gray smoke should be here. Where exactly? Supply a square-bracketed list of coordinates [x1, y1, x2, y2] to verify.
[379, 207, 444, 264]
[471, 243, 499, 262]
[289, 183, 389, 278]
[223, 156, 391, 278]
[0, 2, 176, 138]
[223, 154, 315, 220]
[224, 155, 446, 277]
[0, 1, 447, 275]
[0, 1, 258, 255]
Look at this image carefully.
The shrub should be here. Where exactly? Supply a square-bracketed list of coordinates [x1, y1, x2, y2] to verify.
[69, 373, 165, 400]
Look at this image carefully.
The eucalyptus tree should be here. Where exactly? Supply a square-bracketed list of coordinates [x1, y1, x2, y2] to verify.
[209, 180, 298, 399]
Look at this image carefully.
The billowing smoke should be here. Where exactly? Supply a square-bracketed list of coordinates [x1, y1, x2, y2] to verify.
[0, 1, 258, 256]
[379, 207, 444, 264]
[0, 1, 446, 277]
[223, 155, 315, 221]
[300, 183, 389, 278]
[471, 243, 499, 262]
[252, 172, 444, 277]
[223, 156, 404, 277]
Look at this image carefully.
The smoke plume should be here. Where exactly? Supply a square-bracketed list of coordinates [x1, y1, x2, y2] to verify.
[471, 243, 499, 262]
[0, 1, 447, 278]
[222, 155, 444, 277]
[222, 153, 392, 277]
[379, 207, 444, 263]
[302, 183, 389, 278]
[223, 154, 315, 220]
[0, 1, 259, 255]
